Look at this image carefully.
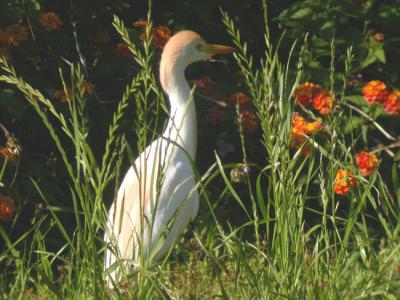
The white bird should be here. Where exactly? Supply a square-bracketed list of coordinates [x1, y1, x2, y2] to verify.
[104, 30, 235, 284]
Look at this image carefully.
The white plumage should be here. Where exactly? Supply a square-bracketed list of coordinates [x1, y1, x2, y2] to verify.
[104, 30, 235, 285]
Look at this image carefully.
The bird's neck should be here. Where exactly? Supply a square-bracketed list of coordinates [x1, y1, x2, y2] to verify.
[163, 68, 197, 160]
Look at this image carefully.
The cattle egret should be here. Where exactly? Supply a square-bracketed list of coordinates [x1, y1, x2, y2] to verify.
[104, 30, 235, 284]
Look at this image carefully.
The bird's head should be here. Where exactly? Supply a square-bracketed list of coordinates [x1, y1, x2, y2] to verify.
[160, 30, 235, 93]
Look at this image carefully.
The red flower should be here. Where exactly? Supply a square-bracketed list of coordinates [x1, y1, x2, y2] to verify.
[311, 90, 333, 115]
[383, 90, 400, 116]
[294, 82, 322, 106]
[355, 151, 378, 177]
[238, 110, 258, 134]
[334, 169, 357, 195]
[0, 194, 16, 222]
[362, 80, 389, 104]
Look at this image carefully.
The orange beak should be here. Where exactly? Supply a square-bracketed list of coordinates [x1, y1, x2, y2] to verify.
[201, 44, 236, 56]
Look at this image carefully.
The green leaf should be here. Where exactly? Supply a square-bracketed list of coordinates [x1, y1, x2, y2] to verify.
[346, 95, 368, 107]
[290, 7, 313, 20]
[344, 116, 365, 133]
[374, 48, 386, 63]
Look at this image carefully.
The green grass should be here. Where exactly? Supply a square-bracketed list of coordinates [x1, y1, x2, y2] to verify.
[1, 3, 400, 299]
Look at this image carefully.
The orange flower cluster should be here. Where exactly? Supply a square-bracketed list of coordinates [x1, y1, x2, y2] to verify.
[294, 82, 322, 105]
[334, 169, 357, 196]
[383, 90, 400, 116]
[115, 42, 131, 58]
[294, 82, 333, 115]
[39, 12, 62, 32]
[290, 112, 321, 154]
[133, 19, 172, 49]
[291, 113, 322, 136]
[0, 24, 29, 47]
[238, 110, 258, 134]
[362, 80, 400, 115]
[362, 80, 389, 104]
[227, 92, 252, 110]
[311, 90, 333, 115]
[0, 194, 15, 222]
[355, 151, 378, 177]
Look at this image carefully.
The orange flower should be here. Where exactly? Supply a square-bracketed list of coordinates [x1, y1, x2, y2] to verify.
[362, 80, 389, 104]
[290, 112, 322, 154]
[291, 113, 321, 136]
[311, 90, 333, 115]
[383, 90, 400, 116]
[80, 80, 95, 95]
[355, 151, 378, 177]
[0, 24, 29, 47]
[116, 42, 131, 58]
[207, 107, 225, 125]
[227, 92, 252, 110]
[39, 12, 62, 32]
[54, 88, 73, 102]
[334, 169, 357, 195]
[238, 110, 258, 134]
[0, 194, 16, 222]
[132, 18, 148, 28]
[152, 26, 171, 49]
[294, 82, 322, 105]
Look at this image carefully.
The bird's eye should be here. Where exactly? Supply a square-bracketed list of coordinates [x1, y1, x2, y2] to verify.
[195, 43, 205, 51]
